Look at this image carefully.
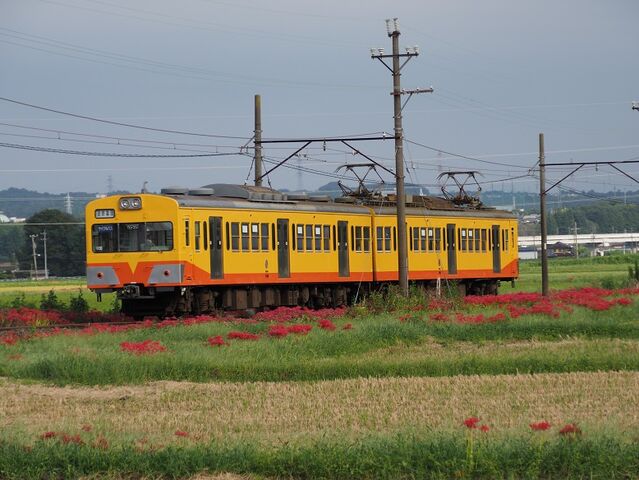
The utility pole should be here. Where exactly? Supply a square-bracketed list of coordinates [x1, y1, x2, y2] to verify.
[30, 234, 39, 280]
[539, 133, 549, 296]
[65, 193, 73, 215]
[572, 221, 579, 258]
[42, 230, 49, 279]
[371, 18, 433, 296]
[254, 94, 263, 187]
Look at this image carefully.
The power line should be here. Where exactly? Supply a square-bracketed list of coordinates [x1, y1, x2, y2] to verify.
[0, 96, 251, 140]
[403, 138, 530, 169]
[0, 141, 243, 158]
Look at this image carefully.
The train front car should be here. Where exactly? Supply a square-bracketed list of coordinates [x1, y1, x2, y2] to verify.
[85, 194, 182, 318]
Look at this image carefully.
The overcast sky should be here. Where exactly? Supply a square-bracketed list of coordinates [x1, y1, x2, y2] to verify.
[1, 0, 638, 196]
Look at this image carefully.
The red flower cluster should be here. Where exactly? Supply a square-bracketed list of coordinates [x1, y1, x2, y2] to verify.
[318, 319, 336, 331]
[227, 331, 260, 340]
[559, 423, 582, 435]
[254, 306, 345, 323]
[174, 430, 189, 437]
[39, 431, 84, 445]
[463, 417, 481, 429]
[530, 421, 552, 431]
[120, 340, 167, 355]
[0, 307, 65, 327]
[207, 335, 227, 347]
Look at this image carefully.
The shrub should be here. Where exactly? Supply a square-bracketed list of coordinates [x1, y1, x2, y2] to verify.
[40, 290, 65, 311]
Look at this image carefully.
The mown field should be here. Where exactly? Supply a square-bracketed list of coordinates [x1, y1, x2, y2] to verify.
[1, 256, 639, 479]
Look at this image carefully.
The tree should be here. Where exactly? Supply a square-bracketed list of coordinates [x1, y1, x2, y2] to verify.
[19, 210, 85, 277]
[0, 224, 24, 264]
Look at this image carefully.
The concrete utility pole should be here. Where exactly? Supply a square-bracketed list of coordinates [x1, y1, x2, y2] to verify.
[30, 234, 39, 280]
[539, 133, 549, 296]
[42, 230, 49, 279]
[371, 18, 433, 296]
[254, 94, 263, 187]
[572, 221, 579, 258]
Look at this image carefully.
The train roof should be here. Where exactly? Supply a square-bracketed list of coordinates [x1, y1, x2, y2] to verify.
[159, 184, 517, 219]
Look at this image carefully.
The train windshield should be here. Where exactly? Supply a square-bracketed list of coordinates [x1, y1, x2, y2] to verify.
[92, 221, 173, 252]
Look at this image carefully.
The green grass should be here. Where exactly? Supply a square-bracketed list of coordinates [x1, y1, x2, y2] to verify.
[3, 302, 639, 385]
[0, 431, 637, 479]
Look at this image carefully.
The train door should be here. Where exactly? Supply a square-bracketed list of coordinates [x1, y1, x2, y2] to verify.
[277, 219, 290, 278]
[491, 224, 501, 273]
[446, 223, 457, 274]
[337, 220, 350, 277]
[208, 217, 223, 279]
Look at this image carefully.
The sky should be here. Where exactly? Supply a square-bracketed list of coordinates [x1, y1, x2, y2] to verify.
[0, 0, 638, 197]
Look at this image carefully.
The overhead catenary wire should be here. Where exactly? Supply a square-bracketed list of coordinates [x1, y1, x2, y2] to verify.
[0, 141, 244, 158]
[0, 96, 252, 140]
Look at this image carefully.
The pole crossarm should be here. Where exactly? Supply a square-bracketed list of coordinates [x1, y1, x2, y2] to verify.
[609, 164, 639, 185]
[257, 136, 390, 144]
[544, 164, 584, 194]
[253, 136, 392, 182]
[340, 140, 395, 176]
[546, 159, 639, 166]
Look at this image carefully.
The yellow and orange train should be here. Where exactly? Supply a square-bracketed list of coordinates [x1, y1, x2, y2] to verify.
[86, 184, 518, 317]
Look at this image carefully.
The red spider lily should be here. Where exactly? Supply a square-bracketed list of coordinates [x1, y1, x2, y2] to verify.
[398, 314, 412, 322]
[479, 425, 490, 432]
[530, 421, 552, 431]
[429, 312, 449, 322]
[268, 325, 289, 337]
[342, 323, 353, 330]
[254, 306, 346, 323]
[61, 434, 84, 445]
[287, 324, 313, 335]
[463, 417, 481, 429]
[318, 319, 336, 331]
[207, 335, 227, 346]
[120, 340, 167, 355]
[559, 423, 581, 435]
[227, 331, 260, 340]
[0, 332, 20, 346]
[92, 436, 109, 450]
[175, 430, 189, 437]
[81, 424, 92, 432]
[40, 431, 57, 440]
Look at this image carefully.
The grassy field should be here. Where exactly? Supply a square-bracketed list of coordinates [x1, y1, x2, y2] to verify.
[1, 259, 639, 478]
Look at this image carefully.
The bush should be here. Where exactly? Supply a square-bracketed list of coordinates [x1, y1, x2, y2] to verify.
[40, 290, 65, 311]
[69, 290, 89, 314]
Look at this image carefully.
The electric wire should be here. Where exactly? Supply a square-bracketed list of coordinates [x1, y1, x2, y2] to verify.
[0, 96, 252, 139]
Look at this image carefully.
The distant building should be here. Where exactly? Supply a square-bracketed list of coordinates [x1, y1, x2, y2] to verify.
[548, 241, 574, 257]
[0, 211, 9, 223]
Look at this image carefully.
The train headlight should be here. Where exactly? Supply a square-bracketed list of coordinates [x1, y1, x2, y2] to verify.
[119, 197, 142, 210]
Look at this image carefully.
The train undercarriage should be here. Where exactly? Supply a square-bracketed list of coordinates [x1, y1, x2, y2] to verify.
[113, 279, 503, 319]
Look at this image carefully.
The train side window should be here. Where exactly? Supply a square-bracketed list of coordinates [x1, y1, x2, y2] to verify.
[225, 222, 230, 250]
[323, 225, 331, 252]
[481, 229, 487, 252]
[271, 224, 276, 250]
[468, 229, 474, 252]
[194, 221, 201, 251]
[291, 224, 296, 250]
[504, 229, 509, 251]
[350, 226, 355, 251]
[385, 227, 392, 251]
[393, 227, 397, 251]
[420, 228, 427, 252]
[376, 226, 384, 251]
[231, 223, 239, 251]
[474, 228, 480, 252]
[428, 228, 434, 251]
[203, 221, 208, 251]
[315, 225, 322, 251]
[241, 223, 249, 251]
[501, 230, 505, 251]
[185, 220, 190, 247]
[461, 229, 467, 251]
[409, 227, 413, 251]
[261, 223, 269, 251]
[332, 225, 336, 250]
[355, 226, 363, 252]
[435, 228, 442, 251]
[457, 229, 461, 251]
[251, 223, 259, 251]
[297, 225, 304, 252]
[305, 225, 313, 251]
[412, 227, 419, 251]
[363, 226, 370, 252]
